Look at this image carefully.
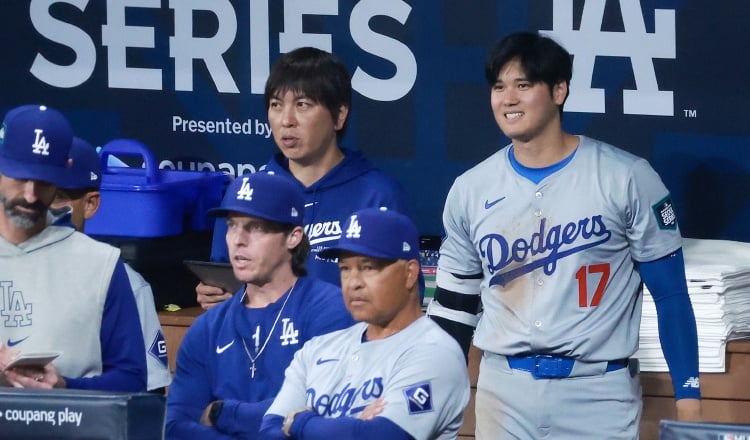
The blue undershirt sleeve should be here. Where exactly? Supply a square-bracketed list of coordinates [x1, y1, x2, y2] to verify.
[259, 413, 414, 440]
[258, 414, 287, 440]
[65, 260, 147, 392]
[290, 412, 414, 440]
[637, 248, 701, 400]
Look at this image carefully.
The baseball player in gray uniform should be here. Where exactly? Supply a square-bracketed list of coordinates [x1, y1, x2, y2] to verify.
[260, 207, 470, 440]
[426, 32, 702, 439]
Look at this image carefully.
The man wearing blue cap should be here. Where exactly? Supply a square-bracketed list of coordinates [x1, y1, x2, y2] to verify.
[49, 137, 172, 394]
[166, 173, 354, 439]
[0, 105, 146, 391]
[260, 208, 470, 440]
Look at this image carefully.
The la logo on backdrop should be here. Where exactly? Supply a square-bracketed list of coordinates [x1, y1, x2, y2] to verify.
[543, 0, 675, 116]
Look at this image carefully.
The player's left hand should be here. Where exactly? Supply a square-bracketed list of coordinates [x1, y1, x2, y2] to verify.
[4, 363, 64, 389]
[359, 397, 386, 420]
[675, 398, 702, 422]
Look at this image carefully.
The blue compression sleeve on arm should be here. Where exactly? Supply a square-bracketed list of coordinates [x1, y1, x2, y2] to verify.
[66, 260, 147, 391]
[638, 248, 701, 400]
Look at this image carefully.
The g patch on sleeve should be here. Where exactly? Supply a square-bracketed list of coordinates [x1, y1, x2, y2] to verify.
[652, 196, 677, 230]
[403, 382, 433, 414]
[148, 329, 168, 366]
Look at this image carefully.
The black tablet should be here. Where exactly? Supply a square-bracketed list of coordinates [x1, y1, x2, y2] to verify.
[183, 260, 243, 293]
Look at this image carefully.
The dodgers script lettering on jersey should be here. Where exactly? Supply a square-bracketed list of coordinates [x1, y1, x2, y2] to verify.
[306, 221, 342, 248]
[307, 377, 384, 417]
[480, 216, 612, 287]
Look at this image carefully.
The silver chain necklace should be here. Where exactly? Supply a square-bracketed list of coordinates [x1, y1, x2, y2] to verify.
[240, 280, 296, 379]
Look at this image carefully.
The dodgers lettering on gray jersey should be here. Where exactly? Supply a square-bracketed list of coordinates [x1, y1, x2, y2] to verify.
[438, 136, 682, 361]
[267, 317, 470, 439]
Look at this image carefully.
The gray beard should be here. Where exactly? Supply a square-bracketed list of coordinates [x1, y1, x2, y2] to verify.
[0, 194, 44, 229]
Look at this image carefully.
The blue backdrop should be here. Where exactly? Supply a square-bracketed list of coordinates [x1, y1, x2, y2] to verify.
[1, 0, 747, 240]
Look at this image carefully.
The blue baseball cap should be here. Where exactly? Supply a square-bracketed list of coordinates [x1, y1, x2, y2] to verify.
[208, 173, 304, 226]
[58, 137, 102, 190]
[319, 207, 420, 260]
[0, 104, 74, 186]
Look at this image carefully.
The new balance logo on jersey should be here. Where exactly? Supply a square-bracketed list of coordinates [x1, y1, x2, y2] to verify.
[682, 376, 700, 389]
[345, 215, 362, 239]
[279, 318, 298, 346]
[31, 129, 51, 155]
[308, 377, 384, 417]
[542, 0, 676, 116]
[1, 281, 33, 327]
[236, 177, 254, 201]
[404, 383, 434, 414]
[653, 196, 677, 230]
[480, 216, 612, 287]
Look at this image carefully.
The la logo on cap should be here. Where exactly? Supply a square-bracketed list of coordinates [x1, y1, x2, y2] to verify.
[0, 124, 5, 144]
[32, 129, 51, 156]
[236, 177, 254, 201]
[345, 215, 362, 239]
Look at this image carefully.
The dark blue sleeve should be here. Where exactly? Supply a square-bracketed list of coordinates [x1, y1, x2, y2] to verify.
[291, 412, 413, 440]
[258, 414, 287, 440]
[214, 398, 273, 437]
[65, 260, 147, 392]
[210, 218, 229, 262]
[638, 248, 701, 400]
[165, 318, 233, 440]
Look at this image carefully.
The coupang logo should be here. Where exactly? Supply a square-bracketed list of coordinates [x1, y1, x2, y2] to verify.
[480, 216, 612, 287]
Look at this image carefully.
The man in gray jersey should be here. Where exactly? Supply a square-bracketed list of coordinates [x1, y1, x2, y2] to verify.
[426, 32, 701, 439]
[0, 104, 146, 391]
[260, 207, 469, 440]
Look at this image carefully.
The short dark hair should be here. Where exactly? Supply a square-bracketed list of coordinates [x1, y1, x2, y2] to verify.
[251, 219, 310, 277]
[485, 32, 573, 111]
[289, 230, 310, 277]
[264, 47, 352, 134]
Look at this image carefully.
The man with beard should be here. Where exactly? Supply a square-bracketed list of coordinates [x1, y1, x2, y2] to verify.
[0, 104, 146, 392]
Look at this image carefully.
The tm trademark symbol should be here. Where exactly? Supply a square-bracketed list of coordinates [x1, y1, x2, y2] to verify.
[683, 109, 698, 118]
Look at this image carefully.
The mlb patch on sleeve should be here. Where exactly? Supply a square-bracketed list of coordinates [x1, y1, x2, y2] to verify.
[652, 196, 677, 230]
[403, 383, 433, 414]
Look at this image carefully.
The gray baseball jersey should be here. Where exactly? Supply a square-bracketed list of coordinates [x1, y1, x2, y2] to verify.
[436, 136, 681, 361]
[266, 317, 470, 439]
[125, 264, 171, 390]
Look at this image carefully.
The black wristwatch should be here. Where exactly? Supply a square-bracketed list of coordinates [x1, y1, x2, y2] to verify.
[209, 400, 224, 426]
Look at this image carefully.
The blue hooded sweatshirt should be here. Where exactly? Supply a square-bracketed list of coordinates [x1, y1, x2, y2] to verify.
[210, 148, 414, 286]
